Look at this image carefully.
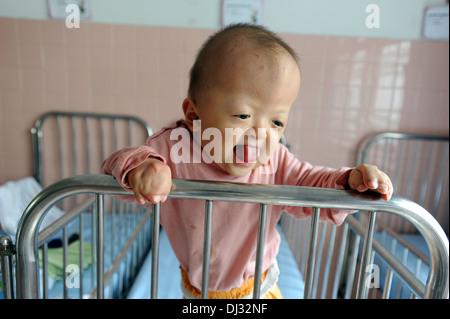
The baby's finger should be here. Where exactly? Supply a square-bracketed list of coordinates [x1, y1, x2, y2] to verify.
[382, 192, 392, 201]
[356, 164, 381, 190]
[349, 168, 368, 192]
[132, 186, 159, 205]
[133, 190, 147, 205]
[357, 164, 394, 201]
[149, 195, 168, 203]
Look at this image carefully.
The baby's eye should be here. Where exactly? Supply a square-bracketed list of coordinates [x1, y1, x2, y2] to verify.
[272, 120, 284, 128]
[235, 114, 250, 120]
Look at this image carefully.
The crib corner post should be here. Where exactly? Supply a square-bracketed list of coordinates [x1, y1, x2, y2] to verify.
[0, 235, 15, 299]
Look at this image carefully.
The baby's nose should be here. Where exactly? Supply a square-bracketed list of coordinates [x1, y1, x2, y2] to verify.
[252, 120, 271, 134]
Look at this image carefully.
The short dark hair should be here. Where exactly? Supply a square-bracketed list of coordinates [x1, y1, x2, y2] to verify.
[188, 23, 299, 102]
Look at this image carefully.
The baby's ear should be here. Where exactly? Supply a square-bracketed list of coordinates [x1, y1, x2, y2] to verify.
[182, 98, 199, 131]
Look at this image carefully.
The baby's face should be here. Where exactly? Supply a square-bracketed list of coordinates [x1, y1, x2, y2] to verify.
[191, 47, 300, 176]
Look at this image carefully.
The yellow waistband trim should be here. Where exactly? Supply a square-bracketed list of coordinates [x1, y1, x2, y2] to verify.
[180, 266, 269, 299]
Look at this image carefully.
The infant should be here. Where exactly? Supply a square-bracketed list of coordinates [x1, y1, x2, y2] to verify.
[102, 23, 393, 299]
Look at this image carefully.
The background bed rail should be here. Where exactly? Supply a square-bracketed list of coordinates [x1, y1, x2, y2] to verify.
[1, 111, 154, 299]
[357, 132, 449, 235]
[348, 132, 448, 298]
[31, 111, 153, 187]
[9, 174, 449, 299]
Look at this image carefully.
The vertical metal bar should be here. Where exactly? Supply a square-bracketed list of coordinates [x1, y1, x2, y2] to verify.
[31, 127, 43, 185]
[79, 214, 84, 299]
[1, 235, 15, 299]
[368, 251, 377, 298]
[91, 203, 96, 291]
[128, 119, 133, 145]
[418, 142, 434, 206]
[201, 200, 213, 299]
[386, 138, 404, 227]
[396, 247, 409, 299]
[71, 117, 77, 177]
[118, 201, 124, 297]
[303, 207, 320, 299]
[392, 139, 404, 188]
[57, 116, 63, 181]
[356, 211, 377, 299]
[113, 119, 119, 151]
[382, 268, 393, 299]
[432, 143, 448, 216]
[85, 117, 91, 174]
[42, 242, 49, 299]
[63, 227, 68, 299]
[126, 203, 132, 288]
[320, 224, 336, 299]
[292, 218, 302, 266]
[404, 140, 419, 204]
[100, 118, 105, 165]
[300, 220, 309, 274]
[344, 234, 360, 299]
[96, 193, 105, 299]
[298, 220, 308, 274]
[388, 237, 398, 297]
[380, 138, 390, 172]
[253, 203, 268, 299]
[151, 203, 161, 299]
[111, 199, 116, 273]
[312, 222, 327, 298]
[331, 222, 348, 299]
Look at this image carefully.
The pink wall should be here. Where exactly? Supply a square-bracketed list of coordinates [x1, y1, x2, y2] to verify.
[0, 17, 449, 184]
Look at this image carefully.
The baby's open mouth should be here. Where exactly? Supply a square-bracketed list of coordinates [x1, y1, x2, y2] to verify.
[234, 144, 260, 164]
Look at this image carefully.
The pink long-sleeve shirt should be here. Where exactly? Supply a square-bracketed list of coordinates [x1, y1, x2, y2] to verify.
[101, 121, 352, 292]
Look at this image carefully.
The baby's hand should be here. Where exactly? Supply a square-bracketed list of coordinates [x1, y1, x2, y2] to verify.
[348, 164, 393, 201]
[127, 157, 172, 204]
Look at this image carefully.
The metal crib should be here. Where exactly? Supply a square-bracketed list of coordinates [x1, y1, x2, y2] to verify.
[31, 111, 153, 187]
[357, 132, 449, 235]
[2, 174, 448, 299]
[1, 111, 154, 299]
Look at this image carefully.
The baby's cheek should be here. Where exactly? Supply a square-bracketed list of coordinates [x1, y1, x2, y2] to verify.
[266, 131, 281, 155]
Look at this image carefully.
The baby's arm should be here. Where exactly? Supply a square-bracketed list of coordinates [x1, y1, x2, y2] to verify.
[347, 164, 393, 201]
[101, 146, 172, 204]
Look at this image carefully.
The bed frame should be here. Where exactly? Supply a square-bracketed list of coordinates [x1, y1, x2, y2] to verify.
[1, 112, 448, 299]
[357, 132, 449, 235]
[2, 111, 153, 299]
[3, 175, 449, 299]
[31, 111, 153, 187]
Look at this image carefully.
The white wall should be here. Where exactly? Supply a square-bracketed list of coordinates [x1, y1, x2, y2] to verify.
[0, 0, 448, 40]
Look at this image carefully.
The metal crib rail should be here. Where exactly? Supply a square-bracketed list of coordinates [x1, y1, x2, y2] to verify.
[31, 111, 153, 186]
[356, 132, 449, 234]
[14, 174, 449, 299]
